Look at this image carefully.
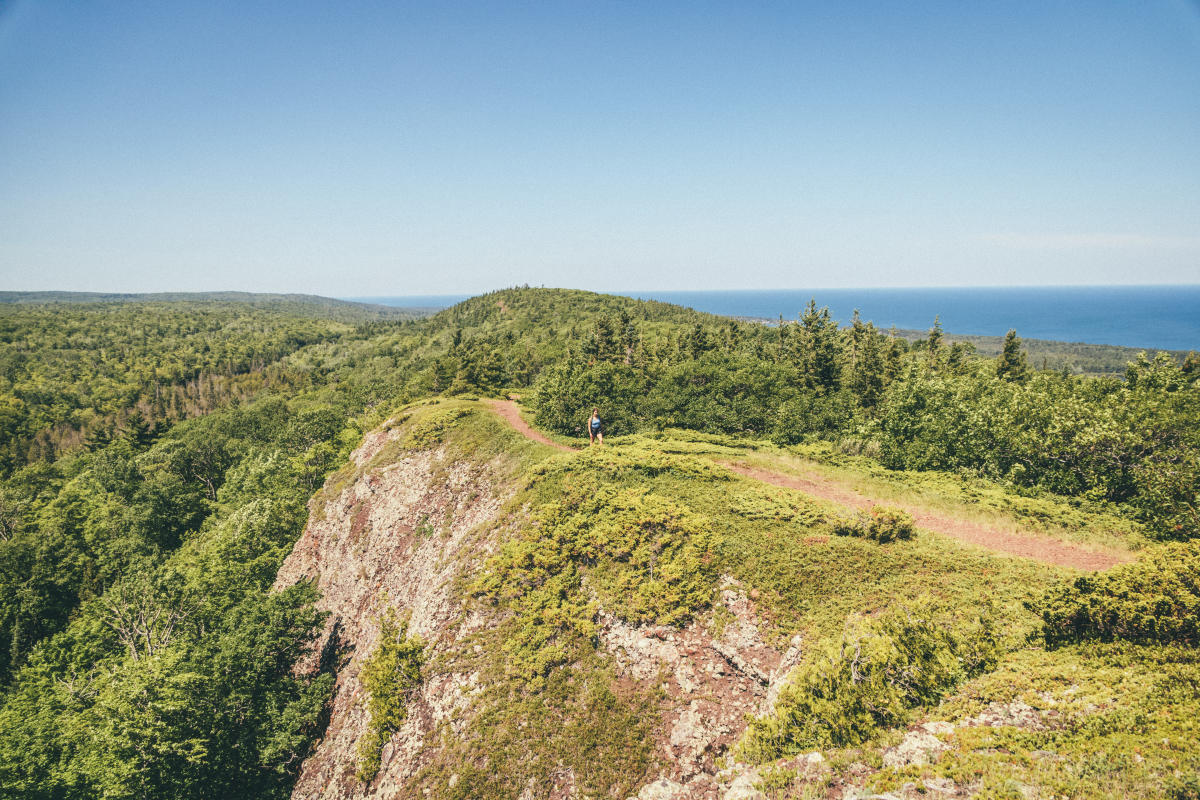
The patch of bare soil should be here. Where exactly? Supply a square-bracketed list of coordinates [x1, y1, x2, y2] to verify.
[723, 462, 1128, 571]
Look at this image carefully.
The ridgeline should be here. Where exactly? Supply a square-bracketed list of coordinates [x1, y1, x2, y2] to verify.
[0, 288, 1197, 799]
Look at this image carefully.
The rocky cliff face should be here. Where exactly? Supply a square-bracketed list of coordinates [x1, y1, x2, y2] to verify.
[274, 423, 512, 799]
[597, 584, 804, 798]
[274, 418, 799, 800]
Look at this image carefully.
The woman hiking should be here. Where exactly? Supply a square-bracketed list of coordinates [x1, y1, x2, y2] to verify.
[587, 407, 603, 446]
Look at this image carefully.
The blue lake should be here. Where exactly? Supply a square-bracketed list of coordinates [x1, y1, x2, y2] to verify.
[349, 285, 1200, 351]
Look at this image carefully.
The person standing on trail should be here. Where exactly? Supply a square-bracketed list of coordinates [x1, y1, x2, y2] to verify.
[588, 407, 603, 446]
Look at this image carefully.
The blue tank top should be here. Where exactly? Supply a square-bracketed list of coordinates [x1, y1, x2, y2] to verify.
[591, 417, 601, 431]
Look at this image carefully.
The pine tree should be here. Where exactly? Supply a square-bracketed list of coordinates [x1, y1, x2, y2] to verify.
[1182, 351, 1199, 377]
[996, 329, 1030, 382]
[849, 321, 885, 406]
[797, 300, 840, 391]
[724, 318, 741, 350]
[123, 410, 155, 449]
[580, 330, 599, 363]
[946, 341, 971, 373]
[926, 316, 944, 372]
[594, 316, 617, 362]
[884, 329, 906, 384]
[846, 309, 866, 376]
[688, 323, 710, 360]
[85, 425, 113, 451]
[618, 309, 638, 366]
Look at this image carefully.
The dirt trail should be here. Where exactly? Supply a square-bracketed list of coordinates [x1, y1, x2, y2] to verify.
[483, 400, 1125, 571]
[724, 462, 1127, 571]
[485, 399, 576, 452]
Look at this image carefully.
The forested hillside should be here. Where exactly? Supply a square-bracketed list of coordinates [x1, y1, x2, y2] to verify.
[0, 288, 1197, 799]
[0, 291, 424, 322]
[884, 327, 1194, 376]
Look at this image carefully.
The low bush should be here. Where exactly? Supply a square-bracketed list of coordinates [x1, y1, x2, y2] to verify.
[832, 506, 916, 543]
[1034, 542, 1200, 647]
[356, 611, 426, 781]
[771, 389, 860, 445]
[470, 487, 716, 685]
[645, 354, 797, 436]
[404, 407, 473, 449]
[737, 601, 1002, 761]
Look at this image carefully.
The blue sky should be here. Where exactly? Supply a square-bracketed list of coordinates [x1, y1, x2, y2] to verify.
[1, 1, 1198, 295]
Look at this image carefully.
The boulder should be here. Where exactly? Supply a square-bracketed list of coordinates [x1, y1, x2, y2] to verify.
[881, 729, 949, 768]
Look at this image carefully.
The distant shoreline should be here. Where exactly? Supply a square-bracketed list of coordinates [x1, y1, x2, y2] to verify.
[349, 285, 1200, 353]
[1, 288, 1192, 367]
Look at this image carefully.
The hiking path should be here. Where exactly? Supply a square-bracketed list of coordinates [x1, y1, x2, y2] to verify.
[485, 400, 1127, 571]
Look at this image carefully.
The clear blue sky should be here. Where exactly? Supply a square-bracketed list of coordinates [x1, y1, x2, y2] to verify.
[1, 1, 1198, 295]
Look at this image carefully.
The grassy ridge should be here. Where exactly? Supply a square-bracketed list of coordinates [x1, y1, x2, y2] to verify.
[387, 405, 1056, 797]
[405, 405, 1200, 799]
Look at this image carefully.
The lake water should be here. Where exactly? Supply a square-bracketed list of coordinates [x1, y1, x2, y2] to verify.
[350, 285, 1200, 351]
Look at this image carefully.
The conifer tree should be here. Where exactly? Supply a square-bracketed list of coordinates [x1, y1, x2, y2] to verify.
[884, 329, 906, 384]
[593, 316, 617, 362]
[946, 341, 971, 373]
[849, 321, 885, 406]
[688, 323, 710, 359]
[618, 309, 637, 365]
[1182, 351, 1199, 377]
[996, 329, 1030, 381]
[123, 410, 155, 449]
[797, 300, 840, 391]
[846, 309, 867, 375]
[926, 316, 944, 373]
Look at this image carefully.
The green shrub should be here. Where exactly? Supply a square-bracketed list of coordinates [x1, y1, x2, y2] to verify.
[1167, 774, 1200, 800]
[530, 439, 732, 483]
[530, 361, 643, 437]
[1132, 446, 1200, 541]
[471, 488, 716, 684]
[831, 514, 864, 538]
[738, 601, 1002, 762]
[867, 507, 916, 542]
[404, 407, 472, 449]
[356, 611, 426, 782]
[771, 389, 860, 445]
[585, 490, 716, 626]
[729, 490, 824, 525]
[832, 506, 916, 543]
[1034, 543, 1200, 647]
[645, 354, 797, 436]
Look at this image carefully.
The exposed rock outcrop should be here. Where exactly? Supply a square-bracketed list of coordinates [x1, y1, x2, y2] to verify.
[960, 699, 1054, 730]
[274, 425, 512, 799]
[276, 416, 805, 800]
[881, 729, 950, 768]
[608, 580, 800, 800]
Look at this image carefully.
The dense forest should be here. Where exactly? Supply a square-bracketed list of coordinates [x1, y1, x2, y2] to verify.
[0, 288, 1197, 799]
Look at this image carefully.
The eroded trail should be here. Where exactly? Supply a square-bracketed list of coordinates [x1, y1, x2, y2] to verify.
[484, 400, 1127, 571]
[724, 462, 1127, 571]
[484, 398, 576, 452]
